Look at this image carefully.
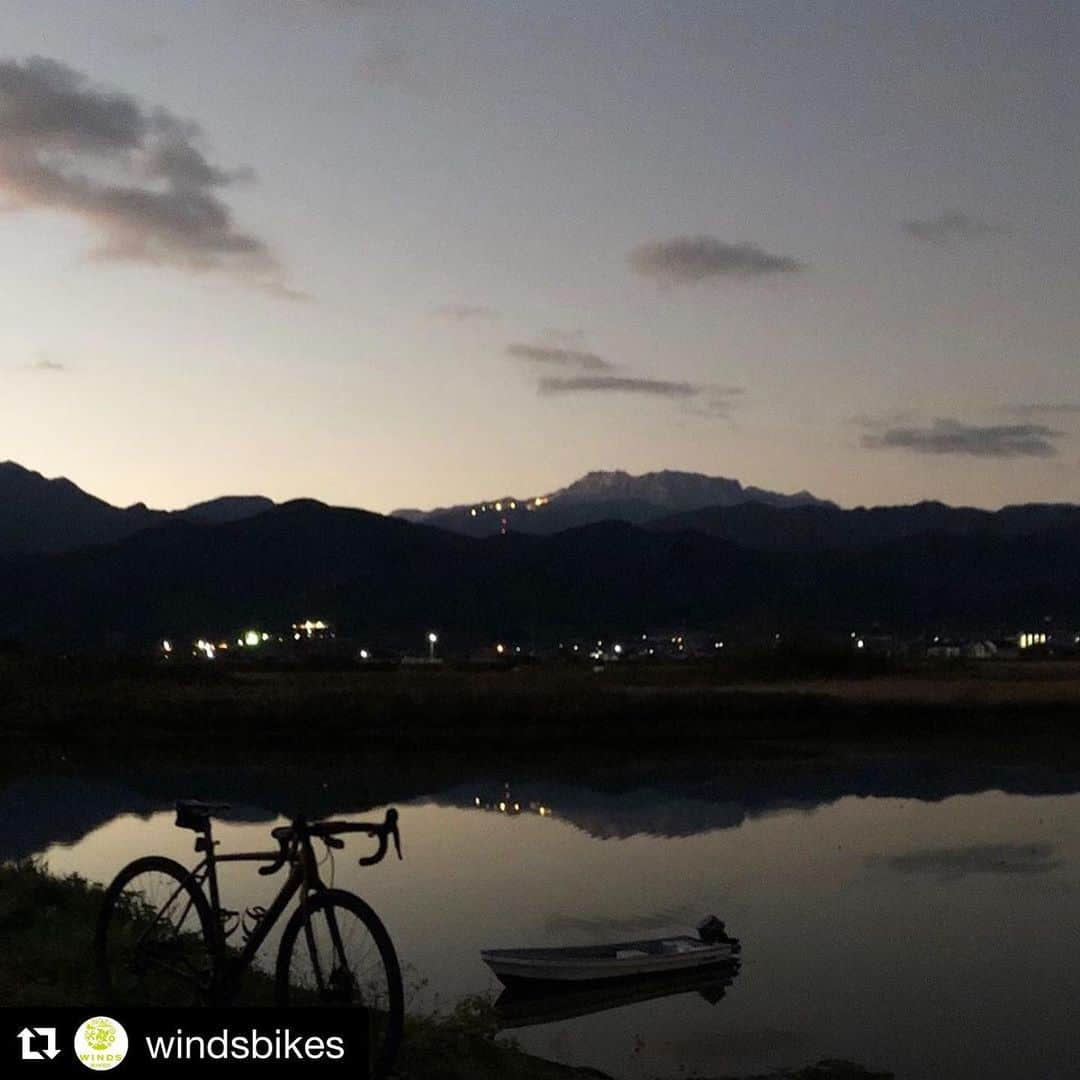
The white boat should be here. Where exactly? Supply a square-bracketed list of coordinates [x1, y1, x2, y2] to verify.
[481, 934, 739, 986]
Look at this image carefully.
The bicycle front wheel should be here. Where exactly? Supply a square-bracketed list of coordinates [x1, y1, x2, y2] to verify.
[96, 855, 218, 1006]
[275, 889, 403, 1077]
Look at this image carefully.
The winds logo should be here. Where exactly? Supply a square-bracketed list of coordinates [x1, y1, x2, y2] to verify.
[74, 1016, 128, 1071]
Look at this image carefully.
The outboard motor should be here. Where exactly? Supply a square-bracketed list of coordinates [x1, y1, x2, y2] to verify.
[697, 914, 740, 951]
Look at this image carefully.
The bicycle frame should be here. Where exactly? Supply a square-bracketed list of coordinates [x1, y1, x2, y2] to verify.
[174, 827, 332, 1000]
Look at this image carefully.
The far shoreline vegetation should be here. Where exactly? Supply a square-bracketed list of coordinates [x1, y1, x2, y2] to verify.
[1, 861, 894, 1080]
[4, 649, 1080, 746]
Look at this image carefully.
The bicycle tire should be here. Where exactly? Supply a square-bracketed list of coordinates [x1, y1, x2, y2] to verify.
[274, 889, 403, 1077]
[96, 855, 219, 1006]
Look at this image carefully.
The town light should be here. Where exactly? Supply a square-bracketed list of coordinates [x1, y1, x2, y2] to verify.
[427, 631, 438, 661]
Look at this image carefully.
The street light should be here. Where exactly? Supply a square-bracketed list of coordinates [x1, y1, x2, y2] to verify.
[427, 631, 438, 661]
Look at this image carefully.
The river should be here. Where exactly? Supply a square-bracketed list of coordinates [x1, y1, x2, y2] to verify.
[8, 741, 1080, 1078]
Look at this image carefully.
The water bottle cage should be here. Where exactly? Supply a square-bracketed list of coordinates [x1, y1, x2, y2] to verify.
[241, 906, 267, 941]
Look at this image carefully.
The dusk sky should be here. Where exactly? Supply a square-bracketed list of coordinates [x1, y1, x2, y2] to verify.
[3, 1, 1078, 513]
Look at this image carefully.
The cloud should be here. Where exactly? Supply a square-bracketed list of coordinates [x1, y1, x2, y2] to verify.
[509, 337, 742, 418]
[431, 304, 499, 321]
[628, 235, 805, 284]
[1004, 402, 1080, 418]
[24, 356, 65, 372]
[539, 374, 698, 396]
[0, 56, 299, 297]
[538, 376, 742, 417]
[869, 843, 1062, 879]
[902, 210, 1004, 244]
[507, 343, 614, 372]
[862, 418, 1062, 458]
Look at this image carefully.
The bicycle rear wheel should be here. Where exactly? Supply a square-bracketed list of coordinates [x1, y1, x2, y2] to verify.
[96, 856, 218, 1006]
[275, 889, 403, 1078]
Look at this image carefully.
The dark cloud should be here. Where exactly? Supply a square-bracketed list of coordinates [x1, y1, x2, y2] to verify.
[539, 375, 697, 397]
[508, 344, 614, 372]
[628, 235, 805, 284]
[869, 843, 1062, 879]
[0, 56, 299, 297]
[431, 304, 499, 321]
[510, 338, 743, 418]
[902, 210, 1004, 244]
[1005, 402, 1080, 418]
[862, 419, 1062, 458]
[538, 376, 743, 418]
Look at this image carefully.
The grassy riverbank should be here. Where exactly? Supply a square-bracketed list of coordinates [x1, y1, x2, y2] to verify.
[0, 860, 600, 1078]
[1, 862, 891, 1079]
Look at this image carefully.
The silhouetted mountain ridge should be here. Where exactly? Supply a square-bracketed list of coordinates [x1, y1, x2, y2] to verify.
[0, 461, 277, 557]
[2, 496, 1078, 649]
[0, 461, 166, 556]
[649, 499, 1080, 551]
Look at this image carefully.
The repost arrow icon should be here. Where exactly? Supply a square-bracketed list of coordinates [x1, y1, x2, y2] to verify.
[17, 1027, 42, 1060]
[17, 1026, 60, 1061]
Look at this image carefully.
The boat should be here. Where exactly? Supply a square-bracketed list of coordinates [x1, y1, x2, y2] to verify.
[481, 933, 739, 986]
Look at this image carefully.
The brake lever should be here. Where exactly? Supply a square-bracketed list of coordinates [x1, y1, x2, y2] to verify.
[258, 833, 291, 875]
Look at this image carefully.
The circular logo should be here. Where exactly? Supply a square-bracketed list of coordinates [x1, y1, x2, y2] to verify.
[74, 1016, 128, 1071]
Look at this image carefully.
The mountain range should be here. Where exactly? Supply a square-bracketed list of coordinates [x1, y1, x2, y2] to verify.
[0, 461, 274, 557]
[0, 460, 1076, 649]
[393, 468, 833, 537]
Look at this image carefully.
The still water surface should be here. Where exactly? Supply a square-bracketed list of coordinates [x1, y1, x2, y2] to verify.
[15, 754, 1080, 1079]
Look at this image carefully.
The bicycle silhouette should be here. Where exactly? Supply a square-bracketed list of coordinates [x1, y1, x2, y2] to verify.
[95, 799, 404, 1077]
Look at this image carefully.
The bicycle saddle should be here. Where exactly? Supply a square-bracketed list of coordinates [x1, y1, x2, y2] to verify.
[175, 799, 232, 831]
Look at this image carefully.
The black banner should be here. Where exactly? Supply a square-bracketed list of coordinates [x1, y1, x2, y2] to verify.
[3, 1008, 367, 1077]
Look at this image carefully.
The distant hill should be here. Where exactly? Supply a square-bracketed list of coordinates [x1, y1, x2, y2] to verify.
[393, 468, 834, 537]
[649, 499, 1080, 551]
[0, 462, 275, 557]
[179, 496, 276, 525]
[2, 497, 1077, 650]
[0, 461, 165, 557]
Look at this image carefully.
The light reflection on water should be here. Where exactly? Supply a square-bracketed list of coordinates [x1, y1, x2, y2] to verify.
[26, 779, 1080, 1079]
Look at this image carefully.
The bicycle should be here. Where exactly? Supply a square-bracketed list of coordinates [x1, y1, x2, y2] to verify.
[95, 799, 405, 1077]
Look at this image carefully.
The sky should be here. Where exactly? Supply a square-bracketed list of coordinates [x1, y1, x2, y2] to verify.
[2, 0, 1078, 513]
